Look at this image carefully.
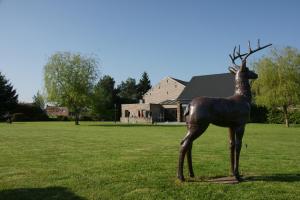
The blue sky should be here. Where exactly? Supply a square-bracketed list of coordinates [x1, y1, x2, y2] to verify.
[0, 0, 299, 102]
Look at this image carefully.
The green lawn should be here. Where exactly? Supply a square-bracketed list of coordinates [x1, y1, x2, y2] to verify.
[0, 122, 299, 200]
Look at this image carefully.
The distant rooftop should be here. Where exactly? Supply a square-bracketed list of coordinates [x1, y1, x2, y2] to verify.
[177, 73, 235, 101]
[170, 77, 188, 86]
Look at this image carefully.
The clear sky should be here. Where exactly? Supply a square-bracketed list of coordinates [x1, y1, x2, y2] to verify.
[0, 0, 299, 102]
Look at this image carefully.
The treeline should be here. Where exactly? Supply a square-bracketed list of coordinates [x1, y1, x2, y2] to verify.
[90, 72, 151, 121]
[0, 68, 151, 123]
[250, 104, 300, 124]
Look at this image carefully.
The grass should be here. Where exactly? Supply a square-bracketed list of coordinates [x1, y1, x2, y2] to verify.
[0, 122, 299, 200]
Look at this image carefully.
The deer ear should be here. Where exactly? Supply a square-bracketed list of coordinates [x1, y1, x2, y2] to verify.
[228, 67, 237, 74]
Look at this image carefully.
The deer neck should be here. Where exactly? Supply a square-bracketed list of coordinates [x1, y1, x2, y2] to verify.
[234, 74, 252, 102]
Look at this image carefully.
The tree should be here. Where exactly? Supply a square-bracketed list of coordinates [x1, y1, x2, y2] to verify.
[91, 75, 116, 120]
[117, 78, 138, 103]
[137, 72, 151, 100]
[252, 47, 300, 127]
[33, 91, 45, 109]
[44, 52, 99, 125]
[0, 72, 18, 122]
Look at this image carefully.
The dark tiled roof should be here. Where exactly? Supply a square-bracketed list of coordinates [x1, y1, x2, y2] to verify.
[170, 77, 188, 86]
[177, 73, 235, 101]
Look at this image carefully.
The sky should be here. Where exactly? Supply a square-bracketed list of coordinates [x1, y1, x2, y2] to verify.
[0, 0, 300, 102]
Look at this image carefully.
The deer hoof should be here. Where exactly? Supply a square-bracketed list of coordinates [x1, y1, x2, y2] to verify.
[177, 175, 185, 182]
[234, 174, 242, 182]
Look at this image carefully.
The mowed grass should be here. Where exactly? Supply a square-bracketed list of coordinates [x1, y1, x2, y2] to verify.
[0, 122, 299, 200]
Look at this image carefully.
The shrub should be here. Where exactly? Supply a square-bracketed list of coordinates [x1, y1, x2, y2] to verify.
[12, 103, 49, 121]
[12, 113, 30, 121]
[250, 104, 268, 123]
[80, 115, 95, 121]
[289, 110, 300, 124]
[267, 108, 284, 124]
[267, 108, 300, 124]
[56, 116, 70, 121]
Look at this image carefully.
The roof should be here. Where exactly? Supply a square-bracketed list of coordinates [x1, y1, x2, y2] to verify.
[177, 73, 235, 101]
[170, 77, 188, 86]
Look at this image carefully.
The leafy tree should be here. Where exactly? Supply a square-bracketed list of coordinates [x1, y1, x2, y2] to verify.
[33, 91, 45, 109]
[252, 47, 300, 127]
[44, 52, 99, 125]
[137, 72, 151, 100]
[117, 77, 138, 103]
[91, 75, 116, 120]
[0, 72, 18, 122]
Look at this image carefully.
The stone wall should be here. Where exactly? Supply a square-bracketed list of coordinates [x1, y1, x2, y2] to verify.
[120, 103, 163, 123]
[143, 77, 186, 104]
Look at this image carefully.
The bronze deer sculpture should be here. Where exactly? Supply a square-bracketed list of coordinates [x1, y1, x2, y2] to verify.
[177, 40, 272, 182]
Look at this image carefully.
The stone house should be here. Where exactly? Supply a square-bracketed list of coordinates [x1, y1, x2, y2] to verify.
[120, 77, 187, 123]
[120, 73, 235, 123]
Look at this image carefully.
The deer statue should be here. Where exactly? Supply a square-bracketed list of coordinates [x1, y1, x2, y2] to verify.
[177, 40, 272, 182]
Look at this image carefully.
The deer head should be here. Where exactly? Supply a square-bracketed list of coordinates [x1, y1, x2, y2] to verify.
[228, 39, 272, 80]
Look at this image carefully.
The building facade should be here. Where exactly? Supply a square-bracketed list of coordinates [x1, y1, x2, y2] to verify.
[120, 77, 187, 123]
[120, 73, 235, 123]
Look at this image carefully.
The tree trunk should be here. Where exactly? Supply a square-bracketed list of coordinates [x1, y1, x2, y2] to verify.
[75, 113, 80, 125]
[283, 105, 289, 127]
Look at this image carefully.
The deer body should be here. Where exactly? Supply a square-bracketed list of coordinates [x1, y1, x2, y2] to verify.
[187, 96, 250, 127]
[177, 40, 271, 182]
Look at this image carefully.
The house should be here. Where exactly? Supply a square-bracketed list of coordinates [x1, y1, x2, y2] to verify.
[45, 106, 69, 117]
[120, 73, 235, 123]
[120, 77, 187, 123]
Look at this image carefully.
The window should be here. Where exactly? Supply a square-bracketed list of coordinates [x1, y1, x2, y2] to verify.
[125, 110, 130, 117]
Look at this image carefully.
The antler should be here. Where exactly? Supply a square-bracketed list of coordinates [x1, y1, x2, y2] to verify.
[229, 45, 247, 70]
[229, 39, 272, 70]
[243, 39, 272, 61]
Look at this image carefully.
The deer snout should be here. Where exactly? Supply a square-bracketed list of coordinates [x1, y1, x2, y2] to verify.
[249, 72, 258, 79]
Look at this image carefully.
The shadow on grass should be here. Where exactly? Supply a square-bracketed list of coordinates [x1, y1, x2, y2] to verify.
[0, 186, 86, 200]
[244, 173, 300, 182]
[185, 173, 300, 183]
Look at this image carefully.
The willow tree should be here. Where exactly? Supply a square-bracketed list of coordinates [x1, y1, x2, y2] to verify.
[252, 47, 300, 127]
[44, 52, 99, 125]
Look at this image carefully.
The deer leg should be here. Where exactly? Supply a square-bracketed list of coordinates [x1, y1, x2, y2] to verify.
[177, 135, 192, 181]
[177, 123, 208, 181]
[187, 143, 194, 177]
[228, 127, 235, 176]
[234, 125, 245, 181]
